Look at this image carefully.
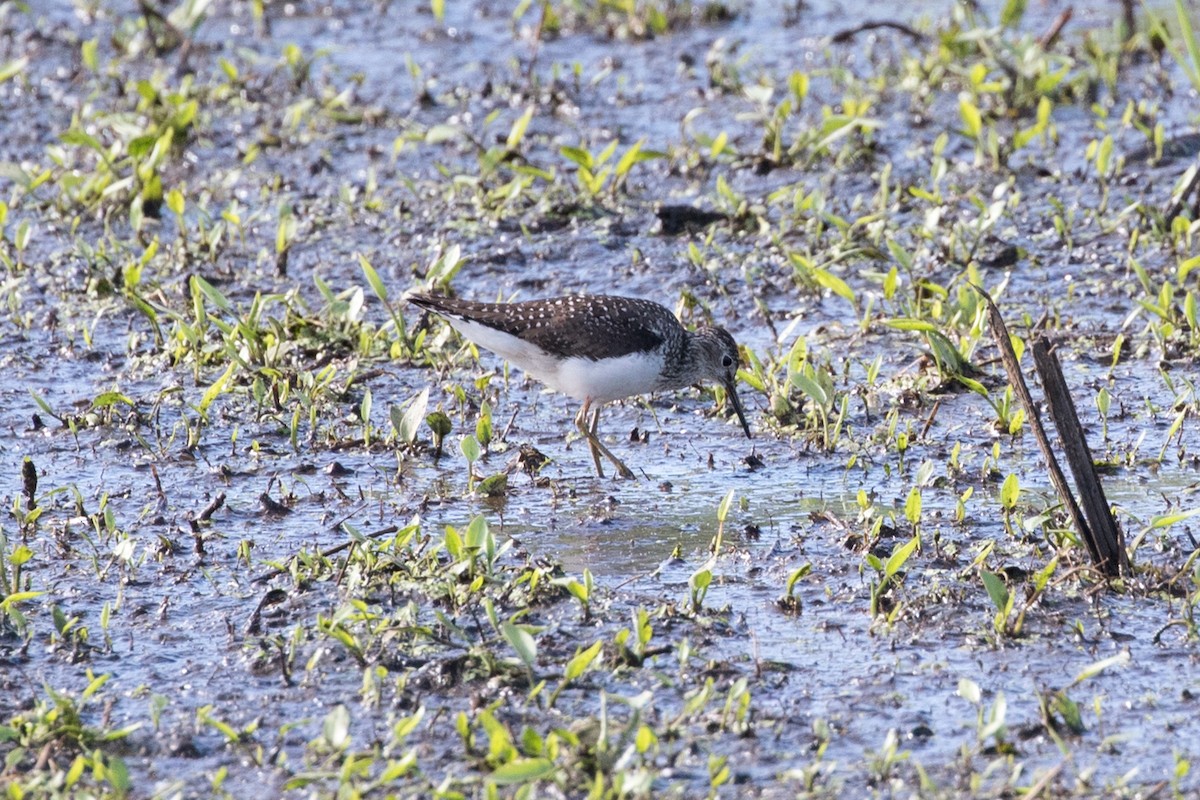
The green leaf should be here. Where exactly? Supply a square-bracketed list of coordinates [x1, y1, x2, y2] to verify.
[1176, 0, 1200, 93]
[981, 571, 1009, 612]
[812, 267, 855, 302]
[560, 145, 592, 169]
[563, 641, 602, 681]
[166, 188, 185, 217]
[476, 473, 508, 497]
[0, 57, 28, 84]
[60, 128, 108, 156]
[614, 138, 646, 177]
[716, 489, 735, 522]
[198, 362, 236, 417]
[443, 524, 463, 559]
[192, 275, 231, 312]
[791, 372, 829, 407]
[359, 253, 388, 303]
[424, 124, 461, 144]
[322, 705, 351, 749]
[426, 411, 452, 439]
[506, 106, 534, 150]
[1000, 473, 1020, 510]
[959, 97, 983, 138]
[903, 488, 922, 526]
[1000, 0, 1027, 27]
[1051, 691, 1085, 734]
[884, 534, 919, 579]
[491, 757, 555, 785]
[1178, 255, 1200, 283]
[92, 391, 135, 410]
[885, 318, 938, 332]
[1149, 507, 1200, 529]
[502, 621, 537, 669]
[392, 387, 429, 445]
[465, 515, 488, 550]
[956, 375, 988, 396]
[28, 389, 58, 419]
[1071, 650, 1130, 686]
[0, 590, 46, 611]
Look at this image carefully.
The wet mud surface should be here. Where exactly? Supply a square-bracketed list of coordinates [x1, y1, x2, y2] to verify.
[2, 0, 1200, 797]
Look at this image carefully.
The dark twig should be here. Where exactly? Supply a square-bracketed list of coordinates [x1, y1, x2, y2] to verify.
[973, 285, 1125, 577]
[1038, 7, 1072, 49]
[830, 21, 926, 44]
[1031, 339, 1129, 576]
[197, 492, 226, 522]
[250, 524, 400, 584]
[919, 398, 942, 441]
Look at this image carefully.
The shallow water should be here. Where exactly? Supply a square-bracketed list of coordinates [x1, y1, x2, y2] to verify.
[3, 0, 1200, 797]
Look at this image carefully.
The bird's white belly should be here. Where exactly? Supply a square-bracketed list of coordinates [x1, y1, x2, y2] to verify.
[446, 317, 664, 403]
[548, 352, 665, 403]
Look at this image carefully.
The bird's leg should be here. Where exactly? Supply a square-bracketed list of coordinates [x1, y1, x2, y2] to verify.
[574, 399, 635, 479]
[575, 399, 605, 477]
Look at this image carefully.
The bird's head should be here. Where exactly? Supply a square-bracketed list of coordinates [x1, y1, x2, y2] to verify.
[695, 326, 752, 439]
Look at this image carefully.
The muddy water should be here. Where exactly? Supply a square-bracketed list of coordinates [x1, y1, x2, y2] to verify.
[3, 0, 1200, 796]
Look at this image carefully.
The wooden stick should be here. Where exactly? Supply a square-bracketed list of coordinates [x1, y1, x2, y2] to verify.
[974, 285, 1124, 576]
[1031, 340, 1129, 575]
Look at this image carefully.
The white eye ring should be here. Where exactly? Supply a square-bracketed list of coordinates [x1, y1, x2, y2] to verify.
[722, 355, 735, 368]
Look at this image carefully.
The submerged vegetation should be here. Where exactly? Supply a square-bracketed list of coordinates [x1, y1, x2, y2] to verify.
[2, 0, 1200, 796]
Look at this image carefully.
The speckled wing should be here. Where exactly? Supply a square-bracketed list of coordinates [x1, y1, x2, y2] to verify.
[409, 294, 669, 361]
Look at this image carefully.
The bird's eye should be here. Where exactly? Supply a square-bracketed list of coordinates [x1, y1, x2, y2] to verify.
[721, 355, 735, 368]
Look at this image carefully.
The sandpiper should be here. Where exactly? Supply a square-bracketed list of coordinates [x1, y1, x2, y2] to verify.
[409, 293, 752, 479]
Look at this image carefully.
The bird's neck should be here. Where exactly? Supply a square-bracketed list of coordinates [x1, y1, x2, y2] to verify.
[656, 329, 708, 390]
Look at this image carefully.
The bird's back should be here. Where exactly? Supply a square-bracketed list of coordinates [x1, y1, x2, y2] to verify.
[409, 294, 679, 361]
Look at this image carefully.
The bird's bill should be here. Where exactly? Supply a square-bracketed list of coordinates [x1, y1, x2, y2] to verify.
[723, 376, 752, 439]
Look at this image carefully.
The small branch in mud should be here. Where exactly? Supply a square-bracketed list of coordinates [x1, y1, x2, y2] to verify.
[187, 492, 226, 556]
[197, 492, 226, 522]
[22, 456, 37, 510]
[974, 285, 1126, 578]
[919, 398, 941, 441]
[829, 21, 926, 44]
[259, 491, 292, 517]
[250, 524, 400, 584]
[1038, 7, 1073, 49]
[245, 588, 288, 636]
[1030, 339, 1129, 575]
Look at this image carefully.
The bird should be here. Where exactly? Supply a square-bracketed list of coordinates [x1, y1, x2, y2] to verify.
[408, 293, 752, 479]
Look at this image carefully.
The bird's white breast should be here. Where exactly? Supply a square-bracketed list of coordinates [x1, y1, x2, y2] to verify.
[445, 317, 665, 403]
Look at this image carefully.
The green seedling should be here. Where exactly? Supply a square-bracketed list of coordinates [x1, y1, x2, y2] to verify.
[552, 568, 594, 621]
[865, 728, 910, 785]
[547, 640, 602, 708]
[999, 472, 1019, 536]
[559, 138, 661, 199]
[460, 434, 481, 493]
[501, 619, 539, 688]
[959, 678, 1011, 753]
[425, 410, 452, 456]
[777, 563, 812, 615]
[1147, 0, 1200, 95]
[868, 533, 919, 620]
[391, 387, 429, 448]
[197, 704, 259, 746]
[614, 608, 654, 667]
[982, 557, 1057, 638]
